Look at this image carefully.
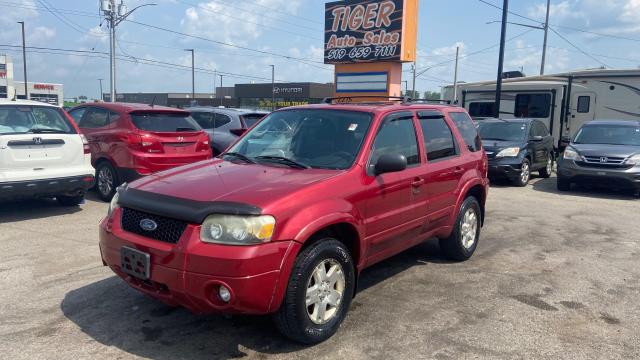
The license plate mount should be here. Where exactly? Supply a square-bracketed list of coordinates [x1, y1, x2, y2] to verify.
[121, 246, 150, 280]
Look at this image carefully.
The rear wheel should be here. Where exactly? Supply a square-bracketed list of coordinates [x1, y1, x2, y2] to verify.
[539, 154, 553, 178]
[273, 238, 355, 344]
[56, 194, 84, 206]
[96, 162, 119, 202]
[513, 159, 531, 187]
[439, 197, 481, 261]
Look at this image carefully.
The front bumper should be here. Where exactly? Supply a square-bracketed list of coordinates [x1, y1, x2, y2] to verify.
[487, 157, 524, 180]
[0, 175, 94, 200]
[99, 210, 300, 315]
[557, 159, 640, 190]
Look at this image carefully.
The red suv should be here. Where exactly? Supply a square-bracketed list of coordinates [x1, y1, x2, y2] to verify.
[69, 103, 212, 201]
[99, 100, 489, 344]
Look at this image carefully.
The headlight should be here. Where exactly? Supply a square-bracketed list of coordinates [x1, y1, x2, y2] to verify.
[108, 190, 120, 217]
[563, 147, 581, 161]
[200, 215, 275, 245]
[626, 154, 640, 165]
[496, 147, 520, 157]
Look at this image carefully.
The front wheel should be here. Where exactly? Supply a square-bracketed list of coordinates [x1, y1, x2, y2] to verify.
[273, 238, 355, 344]
[96, 162, 119, 202]
[513, 159, 531, 187]
[439, 196, 481, 261]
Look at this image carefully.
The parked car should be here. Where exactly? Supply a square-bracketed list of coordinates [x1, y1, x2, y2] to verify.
[478, 118, 554, 186]
[186, 107, 268, 155]
[68, 102, 212, 201]
[557, 120, 640, 194]
[99, 100, 489, 344]
[0, 99, 95, 205]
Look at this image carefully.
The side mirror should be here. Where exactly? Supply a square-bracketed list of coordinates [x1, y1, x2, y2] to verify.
[230, 128, 248, 136]
[530, 135, 543, 142]
[374, 154, 407, 175]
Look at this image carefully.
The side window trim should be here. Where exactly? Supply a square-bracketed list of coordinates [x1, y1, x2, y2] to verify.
[367, 111, 420, 175]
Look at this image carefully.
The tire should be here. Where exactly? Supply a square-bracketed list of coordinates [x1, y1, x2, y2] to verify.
[557, 176, 570, 192]
[273, 238, 355, 344]
[513, 159, 531, 187]
[539, 154, 553, 178]
[96, 161, 119, 202]
[439, 196, 481, 261]
[56, 194, 85, 206]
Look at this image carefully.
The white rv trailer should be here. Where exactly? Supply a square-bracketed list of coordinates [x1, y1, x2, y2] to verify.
[442, 69, 640, 150]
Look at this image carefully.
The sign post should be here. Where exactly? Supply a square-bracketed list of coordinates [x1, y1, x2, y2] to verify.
[324, 0, 418, 100]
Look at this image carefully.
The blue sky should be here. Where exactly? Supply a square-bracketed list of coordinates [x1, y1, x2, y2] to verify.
[1, 0, 639, 99]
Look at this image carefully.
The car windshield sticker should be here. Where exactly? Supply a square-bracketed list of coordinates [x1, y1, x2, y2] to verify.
[348, 124, 358, 131]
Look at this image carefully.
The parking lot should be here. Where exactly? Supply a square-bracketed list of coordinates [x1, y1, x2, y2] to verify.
[0, 176, 638, 360]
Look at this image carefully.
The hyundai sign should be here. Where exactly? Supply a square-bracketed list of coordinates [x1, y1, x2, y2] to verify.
[324, 0, 417, 64]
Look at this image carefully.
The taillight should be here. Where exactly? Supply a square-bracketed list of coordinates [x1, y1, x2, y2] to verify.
[126, 133, 164, 153]
[80, 134, 91, 154]
[196, 134, 212, 153]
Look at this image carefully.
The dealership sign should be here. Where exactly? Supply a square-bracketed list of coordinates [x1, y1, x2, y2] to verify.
[34, 84, 55, 90]
[324, 0, 416, 64]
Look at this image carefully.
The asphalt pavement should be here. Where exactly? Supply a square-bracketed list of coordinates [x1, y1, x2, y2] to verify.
[0, 176, 639, 359]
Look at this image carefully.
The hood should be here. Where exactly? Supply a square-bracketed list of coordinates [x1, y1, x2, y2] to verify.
[129, 159, 342, 209]
[570, 143, 640, 158]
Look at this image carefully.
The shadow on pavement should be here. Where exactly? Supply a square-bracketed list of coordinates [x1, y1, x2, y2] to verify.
[531, 177, 639, 201]
[0, 192, 103, 223]
[61, 240, 451, 358]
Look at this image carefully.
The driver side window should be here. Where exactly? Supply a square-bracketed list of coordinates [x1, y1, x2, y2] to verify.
[370, 113, 419, 168]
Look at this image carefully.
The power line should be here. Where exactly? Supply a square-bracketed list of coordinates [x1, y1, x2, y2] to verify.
[34, 0, 105, 37]
[548, 27, 609, 68]
[237, 0, 323, 25]
[476, 0, 541, 25]
[552, 25, 640, 43]
[124, 19, 329, 66]
[0, 1, 99, 17]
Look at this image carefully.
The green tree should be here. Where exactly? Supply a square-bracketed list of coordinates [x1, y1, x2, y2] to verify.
[423, 91, 441, 100]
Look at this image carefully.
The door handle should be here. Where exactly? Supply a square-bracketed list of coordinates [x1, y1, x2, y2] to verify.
[453, 167, 465, 174]
[411, 178, 425, 187]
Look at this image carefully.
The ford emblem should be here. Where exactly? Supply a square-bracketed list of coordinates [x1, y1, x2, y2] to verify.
[139, 219, 158, 231]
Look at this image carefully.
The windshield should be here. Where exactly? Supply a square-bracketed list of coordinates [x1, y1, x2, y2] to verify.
[130, 112, 201, 132]
[478, 122, 527, 141]
[0, 105, 74, 135]
[226, 109, 373, 170]
[573, 124, 640, 146]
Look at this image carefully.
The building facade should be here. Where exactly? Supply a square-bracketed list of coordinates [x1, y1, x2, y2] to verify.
[0, 55, 64, 106]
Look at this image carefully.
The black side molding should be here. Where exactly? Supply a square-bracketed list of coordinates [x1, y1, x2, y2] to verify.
[117, 187, 262, 224]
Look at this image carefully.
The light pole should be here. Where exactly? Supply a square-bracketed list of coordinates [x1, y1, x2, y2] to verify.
[102, 0, 156, 102]
[218, 74, 223, 88]
[98, 78, 104, 101]
[185, 49, 195, 100]
[495, 0, 509, 118]
[401, 80, 408, 96]
[17, 21, 28, 100]
[453, 46, 459, 104]
[269, 65, 275, 111]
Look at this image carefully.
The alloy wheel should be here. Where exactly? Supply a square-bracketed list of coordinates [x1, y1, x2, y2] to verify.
[305, 259, 345, 325]
[460, 208, 478, 249]
[98, 167, 114, 197]
[546, 157, 553, 174]
[520, 162, 530, 184]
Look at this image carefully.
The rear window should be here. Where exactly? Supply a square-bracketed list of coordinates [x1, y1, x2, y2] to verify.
[241, 114, 266, 128]
[130, 112, 201, 132]
[0, 105, 75, 134]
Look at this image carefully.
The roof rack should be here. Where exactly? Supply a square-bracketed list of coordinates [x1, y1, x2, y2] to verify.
[321, 96, 452, 106]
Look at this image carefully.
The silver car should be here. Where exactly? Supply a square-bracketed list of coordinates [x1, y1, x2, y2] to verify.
[186, 107, 268, 155]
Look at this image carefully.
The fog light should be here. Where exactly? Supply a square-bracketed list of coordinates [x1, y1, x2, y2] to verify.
[218, 286, 231, 303]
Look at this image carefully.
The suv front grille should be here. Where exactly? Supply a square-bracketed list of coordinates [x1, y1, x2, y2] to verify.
[578, 155, 631, 169]
[121, 208, 187, 244]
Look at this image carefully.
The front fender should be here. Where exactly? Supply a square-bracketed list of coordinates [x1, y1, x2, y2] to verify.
[449, 175, 489, 228]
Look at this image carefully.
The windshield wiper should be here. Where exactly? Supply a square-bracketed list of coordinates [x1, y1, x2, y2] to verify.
[255, 155, 310, 169]
[29, 128, 67, 134]
[223, 152, 255, 164]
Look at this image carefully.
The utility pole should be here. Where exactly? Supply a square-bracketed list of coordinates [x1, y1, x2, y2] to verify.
[213, 69, 217, 98]
[269, 65, 275, 111]
[18, 21, 28, 100]
[186, 49, 195, 100]
[219, 74, 223, 88]
[101, 0, 156, 102]
[402, 80, 408, 96]
[98, 78, 104, 101]
[453, 46, 459, 104]
[412, 61, 417, 97]
[540, 0, 551, 75]
[495, 0, 509, 118]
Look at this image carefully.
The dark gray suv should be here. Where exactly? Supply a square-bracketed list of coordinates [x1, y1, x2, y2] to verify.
[557, 120, 640, 195]
[187, 107, 268, 155]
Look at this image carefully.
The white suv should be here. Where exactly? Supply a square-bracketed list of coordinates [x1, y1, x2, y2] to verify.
[0, 100, 95, 205]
